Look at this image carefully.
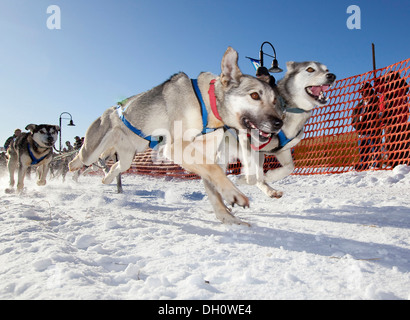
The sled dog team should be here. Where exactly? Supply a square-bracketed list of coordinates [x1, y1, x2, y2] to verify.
[6, 47, 335, 226]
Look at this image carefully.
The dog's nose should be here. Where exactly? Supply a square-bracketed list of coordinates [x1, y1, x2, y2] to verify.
[270, 117, 283, 131]
[327, 73, 336, 82]
[47, 136, 54, 143]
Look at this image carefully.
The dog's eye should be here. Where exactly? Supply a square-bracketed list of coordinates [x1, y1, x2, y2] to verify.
[306, 67, 315, 73]
[250, 92, 260, 100]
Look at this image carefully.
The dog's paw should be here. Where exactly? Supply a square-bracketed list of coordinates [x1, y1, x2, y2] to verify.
[221, 186, 249, 209]
[68, 157, 83, 172]
[37, 180, 46, 186]
[266, 189, 283, 199]
[257, 181, 283, 199]
[102, 175, 115, 185]
[215, 208, 251, 227]
[5, 187, 15, 194]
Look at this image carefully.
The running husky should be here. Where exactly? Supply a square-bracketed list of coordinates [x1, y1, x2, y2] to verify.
[223, 61, 336, 198]
[6, 124, 60, 193]
[69, 47, 283, 225]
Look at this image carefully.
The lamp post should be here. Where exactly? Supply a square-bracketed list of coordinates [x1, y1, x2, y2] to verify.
[246, 41, 283, 73]
[59, 112, 75, 153]
[260, 41, 283, 73]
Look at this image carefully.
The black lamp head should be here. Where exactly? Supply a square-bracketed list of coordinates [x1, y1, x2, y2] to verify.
[268, 59, 283, 73]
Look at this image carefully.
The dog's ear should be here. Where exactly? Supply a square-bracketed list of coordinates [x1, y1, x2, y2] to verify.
[25, 124, 37, 133]
[220, 47, 242, 87]
[286, 61, 296, 72]
[54, 125, 60, 132]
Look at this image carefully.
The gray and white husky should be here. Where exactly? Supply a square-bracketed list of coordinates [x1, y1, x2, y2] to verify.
[69, 47, 283, 225]
[6, 124, 60, 192]
[220, 61, 336, 198]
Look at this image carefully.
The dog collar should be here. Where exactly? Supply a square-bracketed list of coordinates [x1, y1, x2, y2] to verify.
[278, 95, 310, 114]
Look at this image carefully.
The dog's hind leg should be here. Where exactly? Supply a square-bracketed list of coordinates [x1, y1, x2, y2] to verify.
[102, 149, 135, 185]
[69, 116, 114, 171]
[69, 136, 113, 172]
[68, 154, 83, 172]
[258, 149, 294, 198]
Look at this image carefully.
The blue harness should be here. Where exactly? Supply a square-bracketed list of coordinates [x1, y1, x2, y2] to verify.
[191, 79, 236, 138]
[27, 143, 49, 165]
[277, 130, 293, 149]
[117, 79, 223, 149]
[270, 95, 308, 152]
[116, 106, 161, 149]
[117, 79, 236, 149]
[191, 79, 218, 135]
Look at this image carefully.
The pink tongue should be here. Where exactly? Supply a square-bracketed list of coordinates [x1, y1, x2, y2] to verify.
[310, 85, 330, 96]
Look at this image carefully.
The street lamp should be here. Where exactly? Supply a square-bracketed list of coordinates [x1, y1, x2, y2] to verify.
[59, 112, 75, 152]
[246, 41, 283, 73]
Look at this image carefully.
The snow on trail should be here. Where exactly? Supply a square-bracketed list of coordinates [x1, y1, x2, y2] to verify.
[0, 166, 409, 300]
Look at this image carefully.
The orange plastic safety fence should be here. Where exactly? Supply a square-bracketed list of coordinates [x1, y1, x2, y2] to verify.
[124, 149, 200, 179]
[292, 57, 410, 174]
[122, 58, 410, 178]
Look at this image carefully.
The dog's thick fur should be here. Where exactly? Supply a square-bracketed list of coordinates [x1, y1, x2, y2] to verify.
[6, 124, 60, 192]
[238, 61, 336, 197]
[69, 47, 283, 225]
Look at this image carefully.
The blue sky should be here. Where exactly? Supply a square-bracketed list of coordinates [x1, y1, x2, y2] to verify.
[1, 0, 409, 146]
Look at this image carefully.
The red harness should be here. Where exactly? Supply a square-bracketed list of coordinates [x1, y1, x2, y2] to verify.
[208, 79, 272, 151]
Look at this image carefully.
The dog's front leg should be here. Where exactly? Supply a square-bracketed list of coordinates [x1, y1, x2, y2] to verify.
[7, 156, 17, 188]
[16, 162, 28, 191]
[102, 151, 133, 185]
[257, 149, 294, 198]
[184, 161, 249, 209]
[36, 163, 49, 186]
[171, 140, 250, 223]
[203, 179, 250, 227]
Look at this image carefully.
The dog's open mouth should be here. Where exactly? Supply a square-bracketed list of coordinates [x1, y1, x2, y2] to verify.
[243, 118, 273, 144]
[305, 85, 332, 104]
[42, 140, 56, 147]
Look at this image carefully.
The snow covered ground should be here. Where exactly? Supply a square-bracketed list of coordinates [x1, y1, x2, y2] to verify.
[0, 166, 409, 300]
